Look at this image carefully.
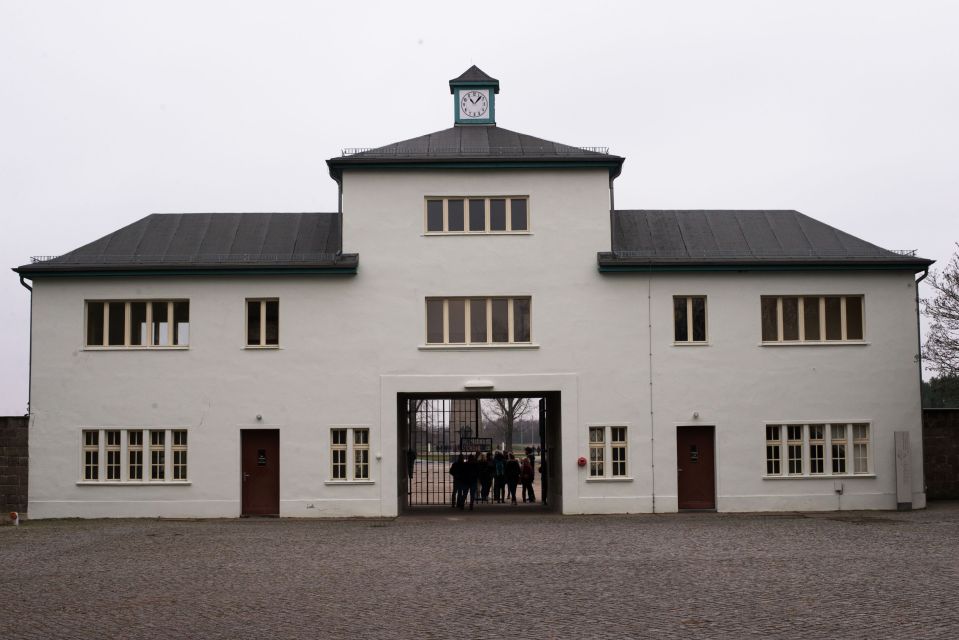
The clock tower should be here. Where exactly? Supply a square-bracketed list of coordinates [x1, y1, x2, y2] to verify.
[450, 65, 498, 126]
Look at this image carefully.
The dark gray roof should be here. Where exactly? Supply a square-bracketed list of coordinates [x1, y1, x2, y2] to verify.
[449, 65, 499, 93]
[598, 210, 932, 271]
[328, 126, 623, 178]
[16, 212, 358, 276]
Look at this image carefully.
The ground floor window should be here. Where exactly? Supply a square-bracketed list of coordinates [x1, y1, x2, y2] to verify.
[765, 423, 870, 477]
[588, 425, 628, 479]
[329, 427, 371, 482]
[79, 429, 188, 483]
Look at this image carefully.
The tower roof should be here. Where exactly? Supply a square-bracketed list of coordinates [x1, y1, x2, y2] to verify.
[449, 65, 499, 94]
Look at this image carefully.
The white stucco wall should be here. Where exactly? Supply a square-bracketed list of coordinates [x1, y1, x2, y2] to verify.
[25, 167, 925, 517]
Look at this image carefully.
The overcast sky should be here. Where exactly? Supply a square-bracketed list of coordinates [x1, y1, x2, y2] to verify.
[1, 1, 957, 414]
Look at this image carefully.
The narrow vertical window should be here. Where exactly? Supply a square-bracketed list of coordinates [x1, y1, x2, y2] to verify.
[781, 297, 800, 341]
[610, 427, 627, 477]
[761, 297, 778, 341]
[469, 298, 488, 343]
[130, 302, 148, 346]
[426, 200, 444, 232]
[831, 424, 847, 474]
[447, 199, 465, 232]
[787, 425, 803, 475]
[588, 427, 605, 477]
[108, 302, 125, 346]
[426, 299, 444, 344]
[448, 299, 466, 344]
[824, 297, 843, 340]
[173, 301, 190, 346]
[512, 297, 531, 343]
[510, 198, 528, 231]
[468, 199, 485, 231]
[83, 430, 99, 480]
[765, 425, 781, 475]
[673, 297, 688, 342]
[691, 297, 707, 342]
[172, 430, 188, 480]
[264, 300, 279, 345]
[853, 424, 869, 474]
[247, 300, 261, 345]
[803, 297, 821, 340]
[354, 429, 370, 480]
[128, 431, 143, 480]
[331, 429, 347, 479]
[152, 302, 170, 346]
[808, 424, 825, 474]
[845, 296, 864, 340]
[106, 430, 121, 480]
[150, 430, 165, 480]
[489, 199, 507, 231]
[675, 296, 707, 343]
[491, 298, 509, 343]
[87, 302, 105, 346]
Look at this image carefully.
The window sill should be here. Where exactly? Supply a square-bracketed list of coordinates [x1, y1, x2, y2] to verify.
[83, 346, 189, 351]
[759, 341, 869, 347]
[324, 480, 376, 486]
[672, 341, 710, 347]
[76, 481, 192, 486]
[244, 345, 281, 350]
[422, 232, 533, 237]
[585, 477, 634, 483]
[419, 343, 539, 351]
[763, 474, 876, 480]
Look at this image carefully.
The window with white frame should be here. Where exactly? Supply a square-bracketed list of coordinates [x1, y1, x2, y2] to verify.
[425, 196, 529, 234]
[85, 300, 189, 348]
[246, 299, 279, 347]
[329, 427, 371, 482]
[761, 295, 864, 343]
[764, 423, 870, 477]
[426, 297, 531, 345]
[588, 425, 628, 479]
[673, 296, 707, 343]
[79, 429, 188, 483]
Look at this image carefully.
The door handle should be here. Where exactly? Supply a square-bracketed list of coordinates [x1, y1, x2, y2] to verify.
[242, 472, 251, 481]
[678, 468, 683, 472]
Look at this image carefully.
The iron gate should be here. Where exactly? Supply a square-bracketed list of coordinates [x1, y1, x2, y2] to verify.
[406, 398, 481, 506]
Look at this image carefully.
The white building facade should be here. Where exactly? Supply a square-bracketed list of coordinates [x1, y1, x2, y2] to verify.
[16, 67, 932, 518]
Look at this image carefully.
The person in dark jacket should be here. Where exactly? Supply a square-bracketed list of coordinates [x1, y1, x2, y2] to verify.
[449, 454, 467, 509]
[478, 453, 493, 502]
[492, 451, 506, 503]
[504, 453, 521, 505]
[521, 455, 536, 503]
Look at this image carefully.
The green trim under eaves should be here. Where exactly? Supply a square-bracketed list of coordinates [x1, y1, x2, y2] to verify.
[598, 263, 928, 274]
[334, 161, 621, 172]
[20, 266, 358, 279]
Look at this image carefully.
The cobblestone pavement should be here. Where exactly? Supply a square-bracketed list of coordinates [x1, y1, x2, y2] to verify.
[3, 504, 959, 639]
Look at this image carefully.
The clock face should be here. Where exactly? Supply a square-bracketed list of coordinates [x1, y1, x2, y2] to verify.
[459, 89, 490, 119]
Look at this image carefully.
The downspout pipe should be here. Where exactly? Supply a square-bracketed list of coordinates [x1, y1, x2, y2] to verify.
[18, 275, 33, 415]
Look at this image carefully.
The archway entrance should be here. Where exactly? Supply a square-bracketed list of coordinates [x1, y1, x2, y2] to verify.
[398, 392, 562, 512]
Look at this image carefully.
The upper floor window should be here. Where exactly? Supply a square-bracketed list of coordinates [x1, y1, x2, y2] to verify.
[426, 297, 531, 346]
[425, 197, 529, 234]
[673, 296, 707, 343]
[247, 299, 279, 347]
[85, 300, 189, 348]
[760, 295, 864, 343]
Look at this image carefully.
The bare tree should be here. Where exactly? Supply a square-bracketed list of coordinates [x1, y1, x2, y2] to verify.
[923, 244, 959, 376]
[482, 397, 531, 451]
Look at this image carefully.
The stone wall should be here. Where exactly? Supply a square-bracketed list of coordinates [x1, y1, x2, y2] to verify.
[923, 409, 959, 500]
[1, 416, 28, 519]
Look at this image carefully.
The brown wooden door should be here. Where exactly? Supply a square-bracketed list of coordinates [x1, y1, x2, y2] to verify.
[677, 426, 715, 510]
[241, 430, 280, 516]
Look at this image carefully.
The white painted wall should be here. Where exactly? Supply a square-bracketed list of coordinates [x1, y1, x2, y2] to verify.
[25, 167, 925, 517]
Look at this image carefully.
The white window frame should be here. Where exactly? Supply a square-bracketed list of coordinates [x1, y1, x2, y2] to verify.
[422, 296, 535, 349]
[84, 300, 190, 349]
[760, 295, 865, 344]
[424, 196, 531, 235]
[326, 426, 374, 484]
[245, 298, 280, 348]
[585, 424, 631, 481]
[77, 428, 190, 485]
[763, 422, 872, 478]
[672, 295, 708, 344]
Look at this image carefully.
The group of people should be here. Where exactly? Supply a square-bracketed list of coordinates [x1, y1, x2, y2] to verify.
[449, 447, 539, 510]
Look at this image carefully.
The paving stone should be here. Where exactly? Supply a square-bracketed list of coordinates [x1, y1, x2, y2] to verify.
[2, 503, 959, 639]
